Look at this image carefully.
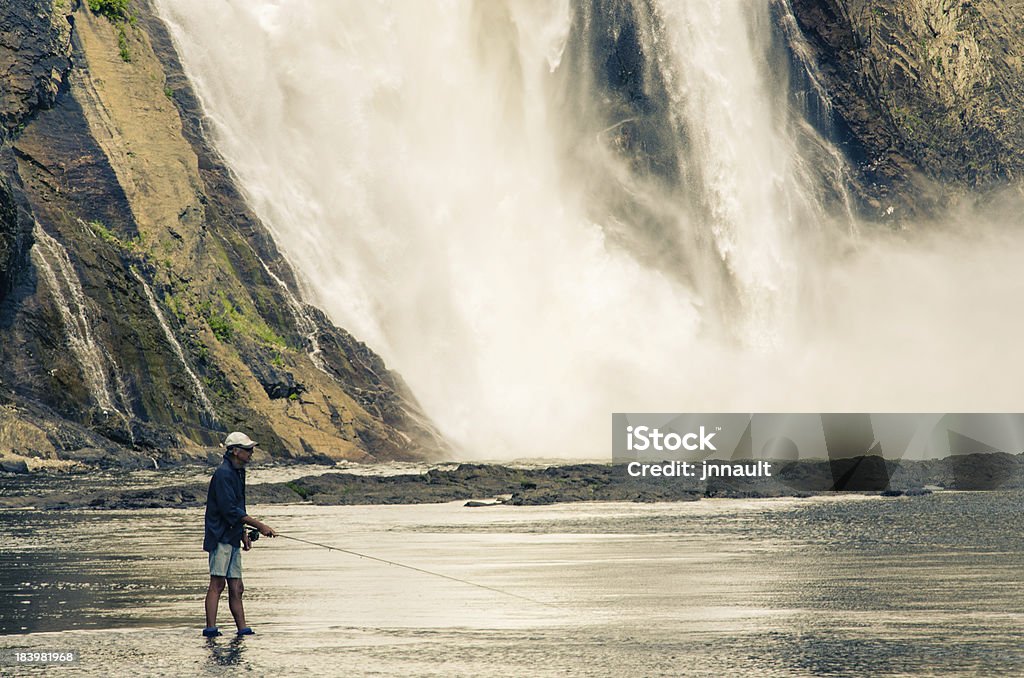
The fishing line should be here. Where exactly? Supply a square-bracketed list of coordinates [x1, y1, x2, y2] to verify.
[252, 531, 558, 609]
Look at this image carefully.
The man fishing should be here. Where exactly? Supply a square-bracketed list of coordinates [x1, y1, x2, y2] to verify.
[202, 431, 277, 638]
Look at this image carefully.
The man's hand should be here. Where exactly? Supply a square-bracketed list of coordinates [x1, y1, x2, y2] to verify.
[242, 532, 252, 551]
[257, 522, 277, 538]
[243, 516, 278, 538]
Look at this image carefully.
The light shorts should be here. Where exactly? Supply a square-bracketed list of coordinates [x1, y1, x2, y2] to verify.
[208, 542, 243, 579]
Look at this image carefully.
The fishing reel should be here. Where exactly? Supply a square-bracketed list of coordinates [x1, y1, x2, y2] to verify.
[247, 528, 260, 542]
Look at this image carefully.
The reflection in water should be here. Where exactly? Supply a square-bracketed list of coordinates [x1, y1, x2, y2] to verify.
[207, 636, 248, 668]
[2, 493, 1024, 676]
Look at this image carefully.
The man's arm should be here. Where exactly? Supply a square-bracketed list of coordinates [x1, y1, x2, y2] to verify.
[242, 515, 277, 537]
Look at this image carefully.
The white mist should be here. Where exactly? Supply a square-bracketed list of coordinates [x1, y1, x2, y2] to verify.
[155, 0, 1024, 458]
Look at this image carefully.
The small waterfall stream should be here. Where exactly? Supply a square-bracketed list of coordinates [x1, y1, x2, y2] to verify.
[31, 223, 133, 438]
[131, 268, 218, 425]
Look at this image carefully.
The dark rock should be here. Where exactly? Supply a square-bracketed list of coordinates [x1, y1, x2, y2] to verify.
[0, 457, 29, 473]
[0, 176, 33, 306]
[0, 0, 73, 137]
[946, 451, 1020, 490]
[788, 0, 1024, 216]
[59, 447, 108, 465]
[251, 362, 304, 400]
[4, 455, 1017, 511]
[247, 482, 304, 504]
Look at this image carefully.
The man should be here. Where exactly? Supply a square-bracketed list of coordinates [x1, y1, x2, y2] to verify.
[202, 431, 277, 638]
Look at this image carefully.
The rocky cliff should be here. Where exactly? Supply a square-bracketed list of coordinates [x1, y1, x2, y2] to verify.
[2, 0, 1022, 469]
[788, 0, 1024, 218]
[0, 0, 445, 468]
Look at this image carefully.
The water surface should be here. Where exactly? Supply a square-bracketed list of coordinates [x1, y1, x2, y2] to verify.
[3, 492, 1024, 676]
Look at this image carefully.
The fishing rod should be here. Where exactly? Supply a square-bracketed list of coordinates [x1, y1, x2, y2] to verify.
[248, 529, 558, 609]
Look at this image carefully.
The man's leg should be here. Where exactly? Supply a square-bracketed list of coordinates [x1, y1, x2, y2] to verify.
[227, 578, 246, 631]
[205, 576, 226, 628]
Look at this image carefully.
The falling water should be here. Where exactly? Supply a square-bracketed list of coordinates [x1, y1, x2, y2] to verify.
[131, 268, 218, 424]
[155, 0, 1024, 457]
[31, 223, 131, 426]
[233, 239, 328, 374]
[261, 268, 328, 375]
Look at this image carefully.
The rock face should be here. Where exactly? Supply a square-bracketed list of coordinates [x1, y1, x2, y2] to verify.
[0, 1, 70, 306]
[788, 0, 1024, 218]
[0, 0, 445, 464]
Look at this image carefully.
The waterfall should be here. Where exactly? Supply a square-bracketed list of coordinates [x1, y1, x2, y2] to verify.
[31, 223, 132, 430]
[224, 235, 328, 373]
[155, 0, 1024, 458]
[258, 262, 328, 374]
[131, 268, 218, 424]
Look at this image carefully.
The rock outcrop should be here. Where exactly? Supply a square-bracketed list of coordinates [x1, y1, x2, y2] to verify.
[788, 0, 1024, 218]
[9, 453, 1021, 510]
[0, 0, 445, 464]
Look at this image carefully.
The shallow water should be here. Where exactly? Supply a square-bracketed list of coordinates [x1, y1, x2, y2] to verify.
[3, 492, 1024, 676]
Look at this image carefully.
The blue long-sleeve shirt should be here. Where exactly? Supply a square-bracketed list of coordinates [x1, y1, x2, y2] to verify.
[203, 456, 247, 552]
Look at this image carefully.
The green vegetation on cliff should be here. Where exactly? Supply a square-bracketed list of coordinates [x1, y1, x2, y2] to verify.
[201, 292, 287, 348]
[87, 0, 133, 62]
[0, 0, 443, 464]
[87, 0, 130, 23]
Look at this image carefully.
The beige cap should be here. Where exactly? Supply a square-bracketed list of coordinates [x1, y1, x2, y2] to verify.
[224, 431, 258, 450]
